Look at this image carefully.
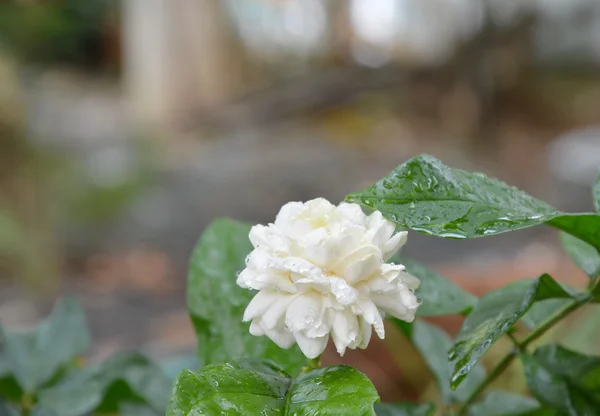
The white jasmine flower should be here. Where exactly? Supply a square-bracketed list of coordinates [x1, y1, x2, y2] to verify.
[237, 198, 420, 359]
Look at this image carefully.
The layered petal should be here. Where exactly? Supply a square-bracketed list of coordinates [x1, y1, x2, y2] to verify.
[237, 198, 420, 359]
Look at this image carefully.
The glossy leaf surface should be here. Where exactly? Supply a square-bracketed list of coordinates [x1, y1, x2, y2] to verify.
[396, 257, 477, 316]
[37, 352, 171, 416]
[560, 232, 600, 279]
[468, 391, 557, 416]
[346, 155, 600, 249]
[167, 359, 379, 416]
[374, 402, 435, 416]
[346, 154, 558, 239]
[411, 320, 485, 403]
[187, 218, 305, 373]
[522, 344, 600, 415]
[0, 298, 89, 393]
[546, 214, 600, 251]
[449, 274, 574, 389]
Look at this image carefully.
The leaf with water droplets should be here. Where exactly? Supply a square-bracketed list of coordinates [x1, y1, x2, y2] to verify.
[449, 274, 575, 390]
[374, 402, 435, 416]
[166, 359, 379, 416]
[559, 232, 600, 280]
[409, 320, 485, 404]
[522, 344, 600, 415]
[346, 155, 600, 250]
[395, 257, 478, 316]
[467, 391, 557, 416]
[187, 219, 305, 374]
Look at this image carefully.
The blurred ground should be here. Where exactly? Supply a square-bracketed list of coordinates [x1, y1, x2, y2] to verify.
[2, 69, 599, 403]
[2, 0, 600, 405]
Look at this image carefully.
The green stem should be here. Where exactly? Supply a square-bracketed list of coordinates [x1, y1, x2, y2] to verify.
[520, 297, 588, 348]
[457, 294, 592, 415]
[301, 355, 322, 373]
[20, 394, 33, 416]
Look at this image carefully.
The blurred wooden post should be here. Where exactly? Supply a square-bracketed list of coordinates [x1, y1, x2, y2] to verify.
[122, 0, 171, 127]
[122, 0, 242, 129]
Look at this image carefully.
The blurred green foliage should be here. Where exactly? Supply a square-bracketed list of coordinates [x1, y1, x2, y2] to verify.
[0, 0, 116, 68]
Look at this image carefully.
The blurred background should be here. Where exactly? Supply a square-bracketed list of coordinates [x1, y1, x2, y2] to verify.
[1, 0, 600, 405]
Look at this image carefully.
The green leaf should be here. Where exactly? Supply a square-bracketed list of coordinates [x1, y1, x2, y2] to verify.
[468, 391, 557, 416]
[592, 283, 600, 302]
[396, 257, 478, 316]
[560, 232, 600, 279]
[0, 298, 89, 393]
[346, 154, 558, 238]
[37, 352, 171, 416]
[449, 274, 574, 389]
[187, 218, 305, 373]
[0, 355, 21, 402]
[374, 402, 435, 416]
[593, 171, 600, 213]
[167, 359, 379, 416]
[522, 344, 600, 415]
[411, 320, 485, 404]
[346, 155, 600, 250]
[544, 214, 600, 251]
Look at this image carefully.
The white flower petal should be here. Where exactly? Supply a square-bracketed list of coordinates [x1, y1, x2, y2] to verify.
[366, 211, 396, 246]
[236, 268, 258, 289]
[331, 310, 359, 356]
[357, 317, 372, 349]
[260, 294, 297, 330]
[285, 293, 324, 333]
[249, 319, 265, 336]
[236, 198, 420, 358]
[397, 270, 420, 290]
[333, 245, 382, 283]
[294, 332, 329, 359]
[274, 201, 305, 226]
[357, 299, 385, 338]
[372, 290, 418, 322]
[264, 326, 296, 349]
[254, 272, 297, 293]
[382, 231, 408, 260]
[243, 290, 285, 322]
[336, 202, 367, 225]
[343, 252, 381, 285]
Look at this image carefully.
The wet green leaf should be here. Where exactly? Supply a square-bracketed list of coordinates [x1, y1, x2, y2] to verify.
[396, 257, 477, 316]
[167, 359, 379, 416]
[522, 344, 600, 415]
[0, 355, 21, 402]
[346, 155, 600, 250]
[546, 214, 600, 251]
[187, 218, 305, 374]
[346, 154, 558, 238]
[411, 320, 485, 404]
[449, 274, 574, 389]
[592, 283, 600, 302]
[37, 352, 171, 416]
[0, 298, 89, 393]
[468, 391, 557, 416]
[374, 402, 435, 416]
[560, 232, 600, 279]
